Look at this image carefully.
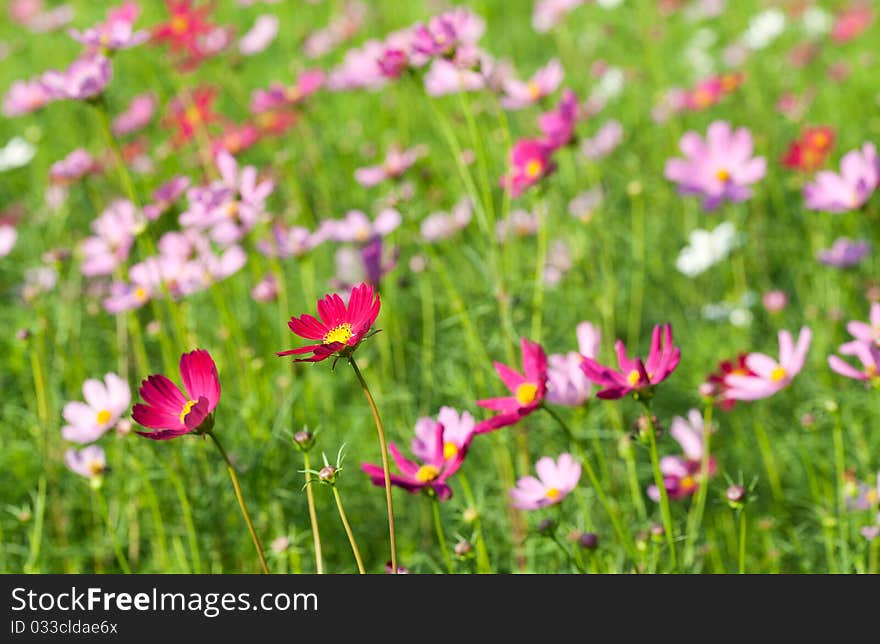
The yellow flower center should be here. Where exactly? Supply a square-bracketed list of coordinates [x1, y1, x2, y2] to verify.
[226, 201, 239, 219]
[525, 159, 543, 178]
[87, 460, 105, 476]
[627, 369, 641, 386]
[96, 409, 112, 425]
[527, 81, 541, 100]
[443, 442, 459, 460]
[770, 366, 787, 382]
[179, 399, 197, 423]
[185, 106, 202, 126]
[284, 87, 301, 102]
[809, 131, 828, 149]
[720, 74, 738, 91]
[323, 323, 353, 345]
[171, 15, 190, 35]
[515, 382, 539, 406]
[415, 464, 440, 482]
[693, 88, 713, 108]
[716, 169, 731, 182]
[680, 475, 697, 491]
[545, 487, 561, 500]
[134, 287, 148, 301]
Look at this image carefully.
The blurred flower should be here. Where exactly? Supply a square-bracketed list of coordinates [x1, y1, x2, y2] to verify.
[423, 58, 485, 96]
[112, 92, 156, 136]
[65, 445, 107, 482]
[580, 323, 680, 400]
[802, 6, 832, 37]
[532, 0, 583, 33]
[496, 208, 540, 242]
[675, 222, 738, 278]
[782, 126, 835, 172]
[722, 327, 812, 401]
[81, 200, 139, 277]
[500, 139, 555, 198]
[303, 1, 365, 58]
[26, 5, 75, 34]
[742, 8, 786, 50]
[476, 337, 548, 433]
[238, 14, 278, 55]
[251, 273, 278, 302]
[829, 339, 880, 383]
[844, 302, 880, 348]
[212, 122, 260, 156]
[257, 222, 321, 258]
[817, 237, 870, 268]
[153, 0, 217, 67]
[538, 89, 578, 150]
[319, 208, 400, 243]
[3, 78, 54, 117]
[0, 137, 36, 172]
[510, 453, 580, 510]
[580, 119, 623, 160]
[69, 1, 149, 52]
[166, 86, 218, 146]
[762, 290, 788, 313]
[543, 239, 572, 286]
[354, 144, 426, 187]
[648, 409, 715, 502]
[500, 58, 563, 109]
[704, 354, 755, 411]
[132, 349, 221, 439]
[0, 223, 17, 257]
[278, 282, 380, 363]
[144, 175, 190, 220]
[803, 143, 879, 213]
[568, 187, 603, 222]
[831, 6, 873, 44]
[250, 69, 324, 113]
[665, 121, 766, 210]
[684, 73, 744, 111]
[22, 265, 58, 301]
[41, 54, 112, 100]
[420, 197, 472, 242]
[546, 321, 601, 407]
[62, 373, 131, 443]
[50, 148, 97, 184]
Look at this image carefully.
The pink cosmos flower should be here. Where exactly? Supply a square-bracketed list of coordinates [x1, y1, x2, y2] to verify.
[318, 208, 401, 243]
[411, 407, 476, 464]
[420, 197, 472, 242]
[546, 321, 601, 407]
[377, 48, 408, 78]
[500, 58, 563, 110]
[510, 453, 581, 510]
[532, 0, 583, 33]
[762, 290, 788, 313]
[143, 175, 191, 220]
[817, 238, 870, 267]
[831, 6, 873, 43]
[112, 92, 156, 136]
[722, 327, 812, 401]
[69, 1, 148, 51]
[212, 122, 261, 156]
[538, 88, 578, 150]
[500, 139, 555, 198]
[362, 419, 470, 500]
[0, 223, 17, 257]
[278, 282, 381, 363]
[251, 273, 278, 302]
[411, 8, 485, 59]
[580, 119, 623, 160]
[250, 69, 324, 114]
[238, 14, 278, 55]
[423, 58, 486, 96]
[257, 222, 321, 258]
[41, 54, 112, 100]
[845, 303, 880, 348]
[80, 199, 139, 277]
[580, 323, 680, 400]
[664, 121, 767, 210]
[803, 143, 879, 213]
[327, 40, 389, 91]
[132, 349, 221, 439]
[3, 78, 54, 116]
[354, 145, 425, 187]
[62, 373, 131, 443]
[647, 409, 716, 502]
[496, 209, 540, 242]
[50, 148, 97, 184]
[829, 340, 880, 383]
[65, 445, 108, 481]
[476, 337, 548, 432]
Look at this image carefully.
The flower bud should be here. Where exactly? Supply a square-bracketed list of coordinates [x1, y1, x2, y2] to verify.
[579, 532, 599, 550]
[725, 484, 746, 509]
[318, 465, 338, 484]
[454, 540, 473, 559]
[293, 430, 315, 452]
[650, 523, 665, 541]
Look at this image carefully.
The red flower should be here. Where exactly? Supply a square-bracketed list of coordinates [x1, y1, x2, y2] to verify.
[153, 0, 216, 60]
[165, 86, 219, 146]
[782, 126, 835, 172]
[278, 282, 380, 363]
[132, 349, 221, 439]
[703, 354, 755, 411]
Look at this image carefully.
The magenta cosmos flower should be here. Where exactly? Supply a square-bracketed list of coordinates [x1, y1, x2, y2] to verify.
[500, 139, 555, 198]
[62, 373, 131, 443]
[664, 120, 767, 210]
[722, 327, 812, 401]
[580, 323, 680, 400]
[476, 337, 548, 432]
[42, 54, 112, 101]
[500, 58, 564, 110]
[112, 92, 156, 136]
[538, 88, 578, 150]
[278, 282, 380, 363]
[510, 453, 581, 510]
[362, 419, 470, 500]
[132, 349, 221, 440]
[804, 143, 879, 213]
[648, 410, 716, 502]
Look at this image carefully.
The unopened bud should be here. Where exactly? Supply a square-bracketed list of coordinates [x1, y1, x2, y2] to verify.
[725, 484, 747, 509]
[650, 523, 665, 541]
[454, 540, 473, 559]
[293, 430, 315, 452]
[318, 465, 337, 484]
[579, 532, 599, 550]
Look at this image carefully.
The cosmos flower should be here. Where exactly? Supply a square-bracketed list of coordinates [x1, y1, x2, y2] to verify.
[781, 126, 834, 172]
[278, 282, 381, 363]
[68, 1, 149, 52]
[722, 327, 812, 401]
[845, 303, 880, 348]
[165, 86, 219, 146]
[62, 373, 131, 443]
[411, 407, 476, 464]
[580, 119, 623, 160]
[152, 0, 217, 64]
[546, 321, 601, 407]
[500, 58, 563, 109]
[510, 453, 581, 510]
[665, 121, 766, 210]
[423, 58, 486, 96]
[362, 419, 470, 500]
[65, 445, 108, 482]
[112, 92, 156, 137]
[257, 222, 322, 258]
[532, 0, 583, 33]
[0, 137, 36, 172]
[829, 340, 880, 383]
[803, 143, 879, 213]
[238, 14, 278, 56]
[250, 69, 324, 113]
[50, 148, 97, 184]
[80, 199, 140, 277]
[703, 354, 755, 411]
[538, 89, 578, 150]
[500, 139, 555, 198]
[318, 208, 400, 244]
[580, 323, 680, 400]
[831, 6, 874, 43]
[354, 145, 426, 187]
[132, 349, 221, 439]
[0, 222, 17, 257]
[41, 54, 112, 101]
[817, 237, 870, 268]
[675, 222, 739, 277]
[3, 78, 54, 117]
[647, 409, 716, 502]
[251, 273, 278, 302]
[143, 175, 190, 220]
[476, 337, 548, 432]
[420, 197, 472, 242]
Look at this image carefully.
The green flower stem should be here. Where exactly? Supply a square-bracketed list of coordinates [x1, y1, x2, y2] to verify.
[332, 485, 365, 574]
[738, 509, 748, 574]
[207, 432, 270, 574]
[302, 452, 324, 574]
[458, 472, 491, 574]
[349, 356, 398, 573]
[548, 531, 586, 574]
[431, 495, 453, 574]
[95, 487, 131, 574]
[683, 402, 714, 569]
[643, 408, 678, 571]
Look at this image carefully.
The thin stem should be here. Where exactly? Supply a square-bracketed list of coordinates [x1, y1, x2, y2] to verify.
[831, 410, 851, 572]
[332, 486, 365, 574]
[754, 419, 783, 502]
[95, 488, 132, 574]
[643, 409, 679, 571]
[458, 472, 491, 573]
[548, 532, 586, 574]
[302, 452, 324, 574]
[683, 403, 714, 569]
[207, 432, 270, 574]
[93, 97, 141, 207]
[431, 495, 454, 574]
[738, 509, 747, 574]
[348, 356, 397, 573]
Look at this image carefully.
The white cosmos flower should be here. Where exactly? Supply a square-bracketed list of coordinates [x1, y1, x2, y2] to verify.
[676, 222, 738, 277]
[742, 9, 786, 50]
[802, 7, 832, 37]
[0, 137, 36, 172]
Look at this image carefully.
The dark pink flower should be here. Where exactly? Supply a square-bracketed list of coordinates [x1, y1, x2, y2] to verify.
[476, 338, 548, 432]
[500, 139, 555, 198]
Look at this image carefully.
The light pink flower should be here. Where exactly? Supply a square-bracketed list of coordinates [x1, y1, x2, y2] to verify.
[318, 208, 400, 243]
[112, 92, 156, 136]
[829, 340, 880, 383]
[41, 54, 112, 101]
[532, 0, 583, 33]
[581, 119, 623, 160]
[50, 148, 97, 184]
[354, 145, 425, 187]
[420, 197, 472, 242]
[250, 69, 324, 113]
[546, 321, 601, 406]
[68, 1, 148, 51]
[0, 224, 18, 257]
[723, 327, 812, 401]
[510, 453, 581, 510]
[647, 409, 716, 502]
[3, 78, 54, 116]
[423, 58, 485, 96]
[143, 175, 191, 220]
[803, 143, 879, 213]
[412, 407, 476, 464]
[80, 199, 139, 277]
[251, 273, 278, 302]
[238, 14, 278, 55]
[65, 445, 107, 481]
[62, 373, 131, 443]
[500, 58, 563, 110]
[257, 222, 321, 258]
[846, 303, 880, 347]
